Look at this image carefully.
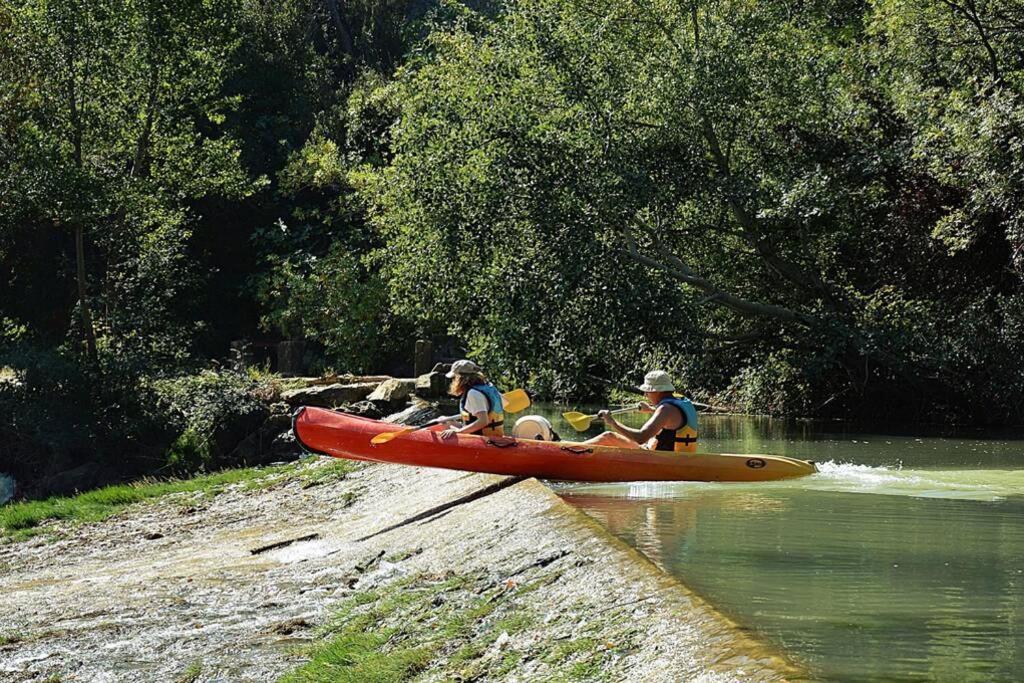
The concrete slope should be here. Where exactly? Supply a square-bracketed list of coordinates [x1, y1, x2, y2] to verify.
[0, 459, 803, 682]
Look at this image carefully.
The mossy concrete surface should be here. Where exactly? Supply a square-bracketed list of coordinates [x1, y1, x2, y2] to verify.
[0, 458, 802, 681]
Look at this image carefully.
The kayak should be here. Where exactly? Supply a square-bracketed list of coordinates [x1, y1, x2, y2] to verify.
[292, 407, 818, 483]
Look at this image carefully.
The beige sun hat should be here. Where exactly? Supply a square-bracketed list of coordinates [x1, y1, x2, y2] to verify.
[638, 370, 675, 392]
[446, 359, 484, 378]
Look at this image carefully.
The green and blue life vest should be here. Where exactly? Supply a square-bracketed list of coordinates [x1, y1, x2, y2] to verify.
[459, 383, 505, 437]
[653, 397, 698, 453]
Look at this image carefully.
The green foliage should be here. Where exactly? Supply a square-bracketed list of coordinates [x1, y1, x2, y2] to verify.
[254, 245, 396, 374]
[357, 0, 1024, 420]
[4, 0, 1024, 498]
[281, 568, 634, 682]
[174, 660, 203, 683]
[150, 370, 273, 472]
[1, 0, 257, 360]
[250, 68, 416, 373]
[1, 0, 426, 497]
[280, 631, 432, 683]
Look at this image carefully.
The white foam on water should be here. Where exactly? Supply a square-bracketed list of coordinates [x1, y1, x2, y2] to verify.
[558, 462, 1024, 502]
[800, 461, 1024, 501]
[269, 538, 342, 563]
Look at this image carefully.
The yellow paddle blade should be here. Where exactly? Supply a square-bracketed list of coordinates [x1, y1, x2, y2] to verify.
[370, 425, 415, 445]
[502, 388, 531, 414]
[561, 411, 595, 432]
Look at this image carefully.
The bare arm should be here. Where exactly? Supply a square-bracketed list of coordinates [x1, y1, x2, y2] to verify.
[602, 406, 675, 444]
[441, 411, 488, 439]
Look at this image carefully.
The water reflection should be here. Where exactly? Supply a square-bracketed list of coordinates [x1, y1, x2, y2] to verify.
[564, 488, 1024, 682]
[550, 413, 1024, 682]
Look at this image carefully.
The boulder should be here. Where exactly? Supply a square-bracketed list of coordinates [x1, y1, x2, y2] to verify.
[212, 404, 270, 458]
[414, 371, 448, 399]
[277, 340, 307, 376]
[383, 398, 442, 426]
[270, 429, 302, 460]
[226, 412, 294, 465]
[37, 463, 111, 498]
[367, 378, 415, 408]
[301, 374, 393, 387]
[281, 382, 378, 408]
[341, 400, 385, 420]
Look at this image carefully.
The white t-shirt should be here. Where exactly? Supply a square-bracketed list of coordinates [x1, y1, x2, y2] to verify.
[462, 387, 491, 418]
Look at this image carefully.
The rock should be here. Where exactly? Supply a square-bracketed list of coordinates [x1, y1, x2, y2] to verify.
[212, 404, 270, 459]
[37, 463, 111, 497]
[227, 412, 297, 465]
[270, 430, 302, 460]
[265, 617, 310, 635]
[0, 473, 15, 505]
[340, 400, 385, 420]
[383, 399, 442, 426]
[277, 340, 308, 376]
[414, 339, 433, 376]
[300, 374, 393, 386]
[281, 382, 378, 408]
[263, 413, 293, 433]
[367, 378, 415, 410]
[367, 378, 414, 403]
[414, 371, 448, 399]
[268, 401, 291, 416]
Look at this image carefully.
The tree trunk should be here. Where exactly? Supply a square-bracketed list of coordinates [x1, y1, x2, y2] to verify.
[75, 224, 97, 362]
[325, 0, 355, 70]
[65, 17, 97, 362]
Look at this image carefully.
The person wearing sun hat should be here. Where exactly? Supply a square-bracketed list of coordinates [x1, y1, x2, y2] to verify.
[439, 359, 505, 439]
[583, 370, 698, 453]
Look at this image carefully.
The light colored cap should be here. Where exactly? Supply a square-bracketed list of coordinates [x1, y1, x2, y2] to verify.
[638, 370, 675, 393]
[446, 359, 483, 378]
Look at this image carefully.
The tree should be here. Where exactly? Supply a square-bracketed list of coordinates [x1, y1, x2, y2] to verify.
[3, 0, 254, 364]
[361, 0, 1024, 419]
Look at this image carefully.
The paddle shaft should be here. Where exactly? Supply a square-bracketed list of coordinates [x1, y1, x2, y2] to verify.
[584, 407, 636, 420]
[563, 406, 639, 432]
[384, 414, 456, 437]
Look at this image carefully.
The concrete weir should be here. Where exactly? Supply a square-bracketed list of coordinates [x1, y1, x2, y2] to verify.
[0, 459, 803, 681]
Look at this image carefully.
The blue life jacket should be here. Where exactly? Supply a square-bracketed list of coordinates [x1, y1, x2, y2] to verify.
[654, 397, 698, 453]
[458, 383, 505, 436]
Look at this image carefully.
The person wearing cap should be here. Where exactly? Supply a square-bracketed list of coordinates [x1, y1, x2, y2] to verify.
[440, 360, 505, 439]
[583, 370, 698, 453]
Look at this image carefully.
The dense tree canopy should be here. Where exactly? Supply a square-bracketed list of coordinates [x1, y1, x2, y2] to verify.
[2, 0, 1024, 454]
[363, 0, 1024, 419]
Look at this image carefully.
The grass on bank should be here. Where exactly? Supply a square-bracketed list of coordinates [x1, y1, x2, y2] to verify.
[280, 571, 629, 683]
[0, 459, 357, 542]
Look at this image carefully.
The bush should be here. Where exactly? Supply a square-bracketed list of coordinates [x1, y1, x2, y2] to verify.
[0, 339, 280, 495]
[150, 370, 276, 474]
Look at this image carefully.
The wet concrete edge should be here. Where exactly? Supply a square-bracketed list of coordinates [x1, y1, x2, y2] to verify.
[510, 476, 808, 681]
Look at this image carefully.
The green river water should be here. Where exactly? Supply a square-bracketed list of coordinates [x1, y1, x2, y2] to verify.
[529, 409, 1024, 682]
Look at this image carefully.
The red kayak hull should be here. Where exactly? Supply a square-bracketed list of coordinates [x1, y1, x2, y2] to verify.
[292, 407, 817, 483]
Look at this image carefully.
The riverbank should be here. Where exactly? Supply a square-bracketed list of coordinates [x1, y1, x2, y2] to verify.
[1, 457, 801, 681]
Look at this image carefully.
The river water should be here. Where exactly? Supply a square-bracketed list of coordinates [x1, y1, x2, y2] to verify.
[528, 409, 1024, 682]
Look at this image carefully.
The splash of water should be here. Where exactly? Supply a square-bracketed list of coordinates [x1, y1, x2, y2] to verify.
[806, 461, 1024, 501]
[558, 461, 1024, 502]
